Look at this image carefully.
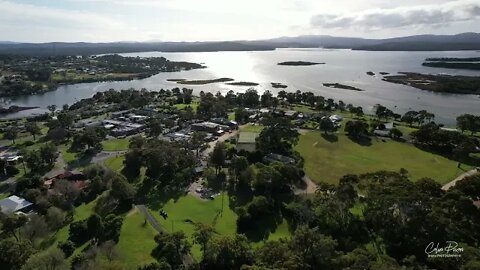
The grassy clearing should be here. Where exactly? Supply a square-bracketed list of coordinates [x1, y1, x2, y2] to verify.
[296, 131, 468, 185]
[175, 101, 199, 112]
[149, 194, 237, 260]
[102, 138, 130, 151]
[117, 210, 158, 269]
[103, 155, 125, 172]
[240, 124, 264, 133]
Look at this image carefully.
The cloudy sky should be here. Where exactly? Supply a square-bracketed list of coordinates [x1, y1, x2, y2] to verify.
[1, 0, 479, 42]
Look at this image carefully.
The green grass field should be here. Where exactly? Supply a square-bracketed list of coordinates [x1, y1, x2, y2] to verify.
[103, 155, 125, 172]
[296, 131, 468, 184]
[117, 210, 158, 269]
[240, 124, 264, 133]
[102, 138, 130, 151]
[175, 101, 199, 112]
[149, 194, 237, 260]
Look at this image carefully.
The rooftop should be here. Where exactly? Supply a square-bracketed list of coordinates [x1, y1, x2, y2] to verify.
[0, 195, 33, 213]
[238, 132, 259, 144]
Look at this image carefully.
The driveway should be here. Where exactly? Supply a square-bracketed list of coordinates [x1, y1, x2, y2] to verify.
[442, 168, 480, 191]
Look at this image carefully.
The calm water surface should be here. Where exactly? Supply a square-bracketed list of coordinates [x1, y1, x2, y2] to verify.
[2, 49, 480, 125]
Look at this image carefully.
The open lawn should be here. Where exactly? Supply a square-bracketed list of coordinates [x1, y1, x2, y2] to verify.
[102, 138, 130, 151]
[175, 101, 199, 112]
[240, 124, 264, 133]
[296, 131, 469, 184]
[117, 210, 158, 269]
[149, 194, 237, 260]
[103, 155, 125, 172]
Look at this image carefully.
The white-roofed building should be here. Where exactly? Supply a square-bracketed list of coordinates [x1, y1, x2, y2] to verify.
[0, 195, 33, 214]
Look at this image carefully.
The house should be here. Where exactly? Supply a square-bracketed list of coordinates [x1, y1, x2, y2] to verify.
[210, 118, 239, 129]
[0, 195, 33, 214]
[329, 114, 343, 123]
[263, 153, 296, 165]
[191, 122, 226, 135]
[236, 132, 259, 152]
[44, 171, 89, 190]
[284, 110, 297, 118]
[374, 122, 394, 137]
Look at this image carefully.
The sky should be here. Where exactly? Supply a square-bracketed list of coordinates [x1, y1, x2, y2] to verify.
[0, 0, 479, 42]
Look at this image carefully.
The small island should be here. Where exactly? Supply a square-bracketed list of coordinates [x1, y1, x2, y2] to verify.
[167, 79, 187, 82]
[225, 81, 259, 86]
[176, 78, 234, 85]
[0, 54, 204, 97]
[277, 61, 324, 66]
[271, 82, 288, 88]
[422, 57, 480, 70]
[383, 72, 480, 95]
[366, 71, 375, 76]
[379, 72, 390, 75]
[323, 83, 364, 91]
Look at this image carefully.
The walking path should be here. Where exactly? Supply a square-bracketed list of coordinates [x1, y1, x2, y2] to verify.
[293, 175, 318, 195]
[135, 204, 194, 265]
[442, 168, 480, 191]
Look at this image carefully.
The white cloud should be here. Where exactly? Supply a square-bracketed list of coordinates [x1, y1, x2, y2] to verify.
[311, 0, 480, 30]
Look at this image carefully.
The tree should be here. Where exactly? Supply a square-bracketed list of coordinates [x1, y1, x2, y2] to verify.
[25, 122, 41, 141]
[389, 128, 403, 140]
[123, 149, 143, 178]
[204, 234, 253, 269]
[190, 132, 207, 157]
[0, 238, 34, 270]
[230, 156, 249, 189]
[87, 214, 105, 242]
[193, 223, 215, 262]
[47, 104, 57, 115]
[210, 142, 226, 174]
[58, 241, 75, 257]
[319, 117, 335, 135]
[0, 213, 28, 241]
[151, 232, 191, 269]
[457, 114, 480, 135]
[401, 111, 419, 127]
[290, 226, 339, 269]
[344, 120, 369, 139]
[46, 207, 66, 231]
[21, 248, 67, 270]
[39, 143, 58, 165]
[20, 214, 49, 243]
[147, 119, 163, 138]
[110, 175, 135, 204]
[257, 117, 299, 155]
[57, 112, 75, 129]
[138, 262, 172, 270]
[3, 126, 18, 144]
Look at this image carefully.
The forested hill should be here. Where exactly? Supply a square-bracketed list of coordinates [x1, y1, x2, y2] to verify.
[0, 41, 275, 56]
[2, 32, 480, 56]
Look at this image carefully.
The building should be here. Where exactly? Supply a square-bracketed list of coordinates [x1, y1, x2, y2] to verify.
[191, 122, 226, 135]
[374, 122, 394, 137]
[236, 132, 259, 152]
[0, 195, 33, 214]
[263, 153, 296, 165]
[210, 118, 239, 129]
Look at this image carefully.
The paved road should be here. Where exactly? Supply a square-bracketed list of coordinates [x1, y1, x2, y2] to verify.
[442, 168, 480, 191]
[91, 150, 127, 164]
[293, 175, 318, 195]
[136, 204, 166, 233]
[200, 128, 240, 165]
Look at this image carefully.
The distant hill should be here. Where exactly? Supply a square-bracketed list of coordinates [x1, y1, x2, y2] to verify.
[0, 41, 275, 56]
[1, 33, 479, 55]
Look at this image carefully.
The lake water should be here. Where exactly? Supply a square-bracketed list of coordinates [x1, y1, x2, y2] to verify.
[2, 48, 480, 125]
